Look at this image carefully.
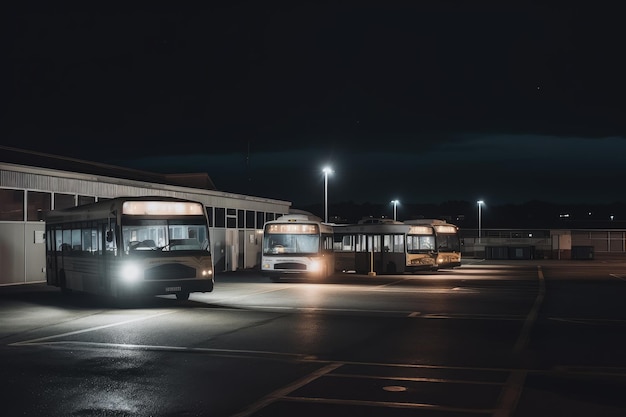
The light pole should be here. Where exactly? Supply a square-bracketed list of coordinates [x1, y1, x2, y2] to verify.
[322, 166, 333, 223]
[391, 199, 399, 221]
[477, 200, 484, 243]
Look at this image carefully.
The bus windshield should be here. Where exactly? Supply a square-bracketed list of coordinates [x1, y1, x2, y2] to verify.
[263, 233, 320, 255]
[122, 218, 209, 253]
[437, 234, 461, 252]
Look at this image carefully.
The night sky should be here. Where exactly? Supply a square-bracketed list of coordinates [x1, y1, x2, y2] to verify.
[3, 2, 626, 208]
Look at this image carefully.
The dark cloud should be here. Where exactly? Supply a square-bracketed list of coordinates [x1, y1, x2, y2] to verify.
[3, 2, 626, 206]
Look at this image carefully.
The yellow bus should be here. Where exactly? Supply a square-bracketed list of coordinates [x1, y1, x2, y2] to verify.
[45, 196, 214, 301]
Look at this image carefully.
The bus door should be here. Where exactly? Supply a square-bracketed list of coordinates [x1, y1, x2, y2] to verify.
[101, 222, 117, 295]
[45, 227, 60, 286]
[381, 234, 404, 274]
[359, 234, 403, 274]
[354, 234, 386, 274]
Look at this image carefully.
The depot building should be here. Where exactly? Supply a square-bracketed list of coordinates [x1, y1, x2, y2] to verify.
[0, 146, 291, 286]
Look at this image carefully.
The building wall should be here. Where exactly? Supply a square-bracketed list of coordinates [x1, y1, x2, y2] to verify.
[0, 162, 291, 285]
[0, 223, 26, 285]
[463, 229, 626, 259]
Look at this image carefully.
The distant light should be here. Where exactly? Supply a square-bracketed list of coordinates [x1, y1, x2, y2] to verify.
[390, 199, 400, 221]
[559, 213, 570, 218]
[610, 215, 615, 221]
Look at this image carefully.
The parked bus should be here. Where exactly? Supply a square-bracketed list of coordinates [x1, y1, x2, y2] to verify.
[44, 196, 214, 301]
[333, 218, 461, 275]
[405, 219, 462, 269]
[261, 212, 335, 281]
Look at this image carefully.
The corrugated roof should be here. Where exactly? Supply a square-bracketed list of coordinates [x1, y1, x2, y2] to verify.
[0, 146, 217, 191]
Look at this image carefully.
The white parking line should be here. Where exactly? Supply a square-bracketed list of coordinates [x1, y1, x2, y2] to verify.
[231, 363, 343, 417]
[9, 310, 177, 346]
[610, 274, 626, 281]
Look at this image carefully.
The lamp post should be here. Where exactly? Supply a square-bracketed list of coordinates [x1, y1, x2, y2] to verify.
[391, 199, 399, 221]
[322, 166, 333, 223]
[477, 200, 484, 244]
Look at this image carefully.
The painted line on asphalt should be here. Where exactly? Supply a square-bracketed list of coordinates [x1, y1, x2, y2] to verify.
[231, 362, 343, 417]
[10, 340, 313, 360]
[610, 273, 626, 281]
[9, 310, 177, 346]
[281, 395, 496, 414]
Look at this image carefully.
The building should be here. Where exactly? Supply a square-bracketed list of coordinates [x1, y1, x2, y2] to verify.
[0, 146, 291, 286]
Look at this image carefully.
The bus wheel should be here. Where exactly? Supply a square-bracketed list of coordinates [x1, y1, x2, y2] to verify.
[176, 292, 190, 301]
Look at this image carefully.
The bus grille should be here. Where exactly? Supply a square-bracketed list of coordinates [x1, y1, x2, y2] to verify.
[275, 263, 307, 271]
[145, 263, 196, 281]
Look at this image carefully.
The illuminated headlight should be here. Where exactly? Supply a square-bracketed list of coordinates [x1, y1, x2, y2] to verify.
[309, 260, 321, 272]
[201, 269, 213, 277]
[120, 262, 143, 283]
[262, 263, 271, 269]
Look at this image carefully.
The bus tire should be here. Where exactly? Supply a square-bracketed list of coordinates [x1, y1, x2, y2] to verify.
[176, 292, 190, 301]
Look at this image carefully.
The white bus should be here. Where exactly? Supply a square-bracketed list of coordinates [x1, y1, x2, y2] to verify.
[261, 212, 335, 281]
[334, 218, 462, 274]
[44, 196, 214, 301]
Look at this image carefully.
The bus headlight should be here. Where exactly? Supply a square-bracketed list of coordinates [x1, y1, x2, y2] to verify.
[120, 262, 143, 283]
[201, 269, 213, 277]
[310, 260, 321, 272]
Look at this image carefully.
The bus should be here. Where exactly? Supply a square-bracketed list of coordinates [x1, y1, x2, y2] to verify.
[405, 219, 462, 270]
[333, 218, 462, 275]
[44, 196, 214, 301]
[261, 212, 335, 281]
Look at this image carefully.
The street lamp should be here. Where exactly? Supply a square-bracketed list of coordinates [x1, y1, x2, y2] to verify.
[322, 166, 333, 223]
[477, 200, 484, 243]
[390, 199, 399, 221]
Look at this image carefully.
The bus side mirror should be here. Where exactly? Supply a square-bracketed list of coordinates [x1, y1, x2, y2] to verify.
[106, 230, 113, 243]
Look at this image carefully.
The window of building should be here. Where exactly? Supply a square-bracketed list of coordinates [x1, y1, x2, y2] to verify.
[226, 208, 237, 229]
[237, 209, 244, 228]
[78, 195, 95, 206]
[54, 193, 75, 210]
[246, 210, 255, 229]
[0, 189, 25, 221]
[214, 207, 225, 228]
[256, 212, 265, 229]
[206, 206, 213, 227]
[27, 191, 51, 221]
